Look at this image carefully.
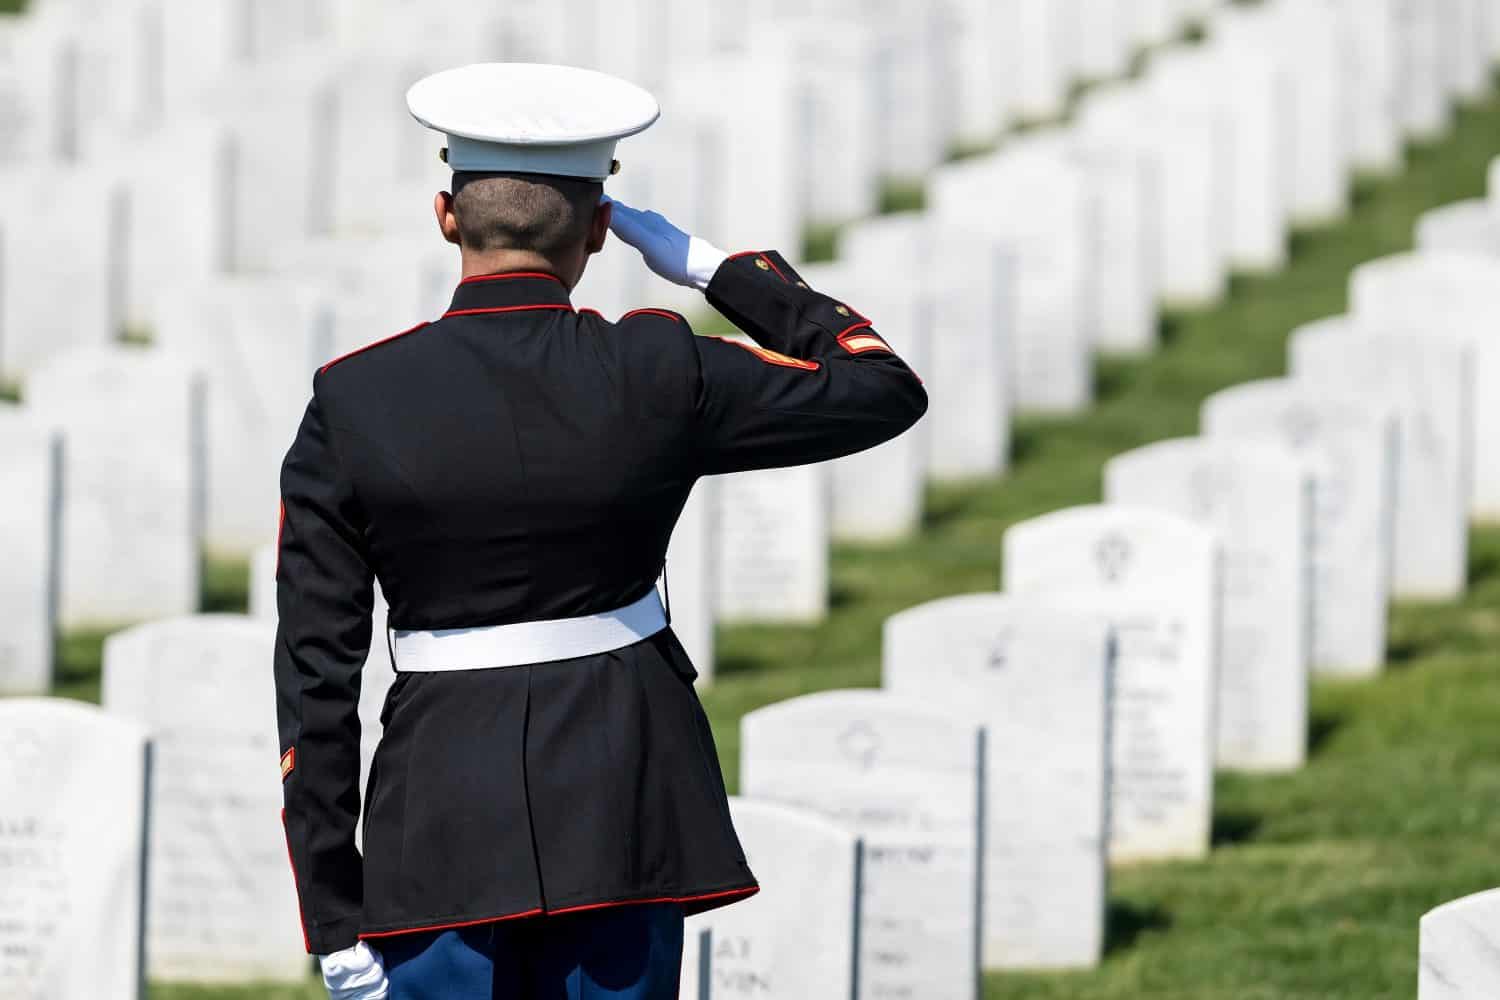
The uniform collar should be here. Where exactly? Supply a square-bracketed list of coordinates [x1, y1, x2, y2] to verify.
[445, 271, 574, 317]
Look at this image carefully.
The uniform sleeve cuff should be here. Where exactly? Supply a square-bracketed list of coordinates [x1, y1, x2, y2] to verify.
[305, 913, 364, 956]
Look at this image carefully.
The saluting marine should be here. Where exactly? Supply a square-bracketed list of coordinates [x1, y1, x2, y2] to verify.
[274, 64, 927, 999]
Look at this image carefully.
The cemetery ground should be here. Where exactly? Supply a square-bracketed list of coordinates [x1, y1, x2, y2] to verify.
[39, 82, 1500, 1000]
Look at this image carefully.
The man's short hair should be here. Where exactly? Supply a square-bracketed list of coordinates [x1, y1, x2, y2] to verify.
[451, 172, 603, 255]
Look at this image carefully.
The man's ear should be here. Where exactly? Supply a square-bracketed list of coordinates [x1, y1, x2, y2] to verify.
[586, 198, 612, 255]
[435, 191, 461, 246]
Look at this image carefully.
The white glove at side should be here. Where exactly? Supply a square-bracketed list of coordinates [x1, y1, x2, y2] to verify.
[319, 941, 389, 1000]
[605, 197, 728, 291]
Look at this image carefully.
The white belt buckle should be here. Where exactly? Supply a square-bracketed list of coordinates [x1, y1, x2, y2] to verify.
[391, 589, 668, 672]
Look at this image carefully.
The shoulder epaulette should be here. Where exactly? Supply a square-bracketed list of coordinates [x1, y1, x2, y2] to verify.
[619, 308, 687, 324]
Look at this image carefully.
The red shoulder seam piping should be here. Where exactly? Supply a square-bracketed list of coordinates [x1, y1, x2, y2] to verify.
[726, 250, 766, 261]
[459, 272, 564, 286]
[443, 304, 576, 318]
[319, 322, 429, 374]
[578, 307, 604, 319]
[620, 308, 684, 323]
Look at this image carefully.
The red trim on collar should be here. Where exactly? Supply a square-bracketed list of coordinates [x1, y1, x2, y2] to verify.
[319, 322, 429, 374]
[726, 250, 766, 261]
[443, 304, 576, 319]
[579, 307, 604, 319]
[459, 271, 565, 286]
[620, 308, 684, 324]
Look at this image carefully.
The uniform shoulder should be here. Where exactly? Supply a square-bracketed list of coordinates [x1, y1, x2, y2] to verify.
[316, 321, 432, 380]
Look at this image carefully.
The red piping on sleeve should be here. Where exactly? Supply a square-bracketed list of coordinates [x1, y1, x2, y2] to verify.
[320, 322, 429, 374]
[711, 337, 821, 371]
[281, 809, 312, 953]
[459, 272, 564, 286]
[274, 501, 285, 576]
[620, 308, 684, 323]
[836, 320, 874, 340]
[758, 254, 790, 283]
[442, 304, 576, 318]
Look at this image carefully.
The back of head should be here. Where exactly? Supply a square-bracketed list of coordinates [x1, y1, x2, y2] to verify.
[451, 172, 603, 256]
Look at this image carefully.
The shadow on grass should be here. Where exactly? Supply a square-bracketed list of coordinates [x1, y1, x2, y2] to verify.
[1104, 899, 1172, 956]
[1467, 544, 1500, 589]
[1308, 708, 1344, 757]
[1211, 808, 1263, 847]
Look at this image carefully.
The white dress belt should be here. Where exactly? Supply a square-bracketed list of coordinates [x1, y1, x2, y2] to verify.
[391, 589, 668, 672]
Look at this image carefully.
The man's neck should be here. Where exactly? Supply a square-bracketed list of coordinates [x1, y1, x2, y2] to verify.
[460, 248, 572, 286]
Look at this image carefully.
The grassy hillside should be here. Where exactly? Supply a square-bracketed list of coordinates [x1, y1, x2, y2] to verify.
[61, 79, 1500, 1000]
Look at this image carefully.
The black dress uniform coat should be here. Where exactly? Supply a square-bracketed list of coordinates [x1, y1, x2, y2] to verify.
[274, 250, 928, 954]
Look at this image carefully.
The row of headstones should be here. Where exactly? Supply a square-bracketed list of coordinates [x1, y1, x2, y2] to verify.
[679, 222, 1500, 993]
[803, 0, 1500, 471]
[0, 0, 1252, 698]
[1402, 163, 1500, 1000]
[0, 0, 1245, 381]
[4, 224, 1496, 701]
[0, 296, 1479, 997]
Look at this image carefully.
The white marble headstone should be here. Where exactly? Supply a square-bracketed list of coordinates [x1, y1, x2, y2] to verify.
[1415, 200, 1500, 257]
[103, 615, 307, 983]
[747, 18, 881, 224]
[883, 594, 1110, 970]
[0, 405, 60, 695]
[665, 479, 717, 685]
[154, 277, 334, 555]
[713, 463, 829, 624]
[681, 799, 861, 1000]
[1147, 43, 1291, 273]
[741, 691, 982, 999]
[1077, 85, 1230, 308]
[1004, 505, 1219, 862]
[798, 262, 932, 542]
[1394, 0, 1452, 140]
[26, 345, 205, 627]
[0, 164, 124, 378]
[1291, 316, 1472, 600]
[1419, 887, 1500, 999]
[840, 213, 1013, 479]
[1327, 0, 1404, 174]
[664, 57, 804, 260]
[1212, 3, 1353, 226]
[1106, 438, 1312, 773]
[119, 118, 235, 331]
[1350, 252, 1500, 521]
[1202, 378, 1397, 677]
[929, 149, 1094, 415]
[0, 699, 150, 1000]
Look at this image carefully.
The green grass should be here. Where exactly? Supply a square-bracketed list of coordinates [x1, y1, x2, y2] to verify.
[37, 74, 1500, 1000]
[0, 0, 25, 13]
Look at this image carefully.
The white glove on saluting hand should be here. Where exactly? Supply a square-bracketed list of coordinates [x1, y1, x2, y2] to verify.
[319, 941, 389, 1000]
[605, 197, 728, 291]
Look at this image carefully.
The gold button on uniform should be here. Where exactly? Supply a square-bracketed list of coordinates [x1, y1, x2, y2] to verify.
[755, 258, 771, 271]
[835, 305, 851, 317]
